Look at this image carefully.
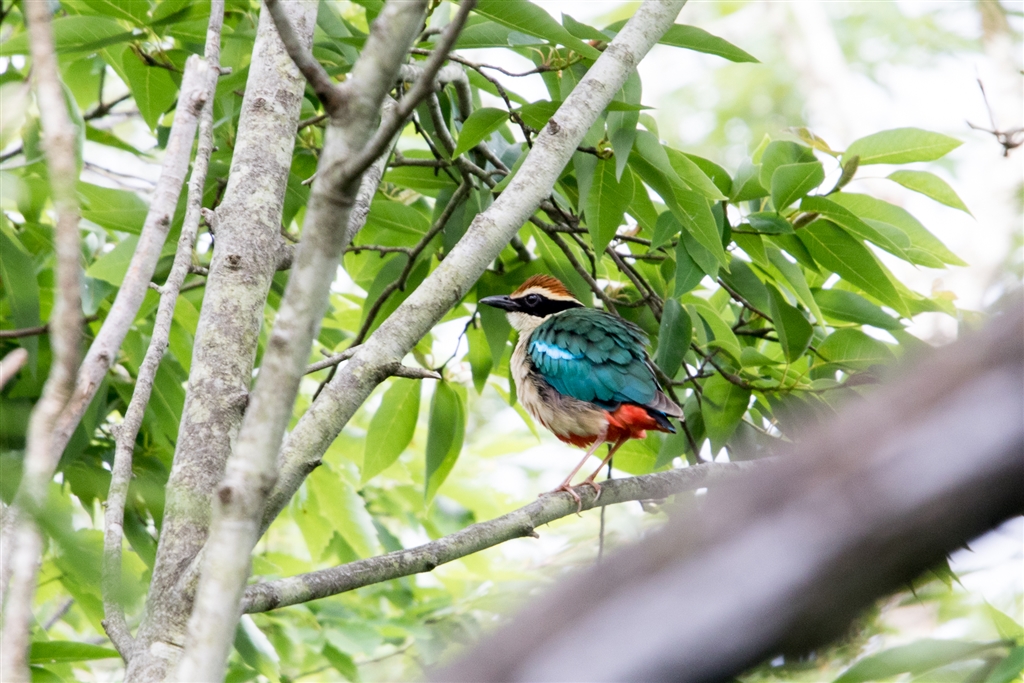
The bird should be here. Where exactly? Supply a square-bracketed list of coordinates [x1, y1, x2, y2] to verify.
[479, 274, 683, 510]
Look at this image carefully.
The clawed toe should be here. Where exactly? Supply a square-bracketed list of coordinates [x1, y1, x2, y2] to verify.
[548, 483, 584, 515]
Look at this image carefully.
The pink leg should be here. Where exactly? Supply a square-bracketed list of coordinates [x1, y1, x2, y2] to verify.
[546, 437, 606, 513]
[578, 437, 628, 503]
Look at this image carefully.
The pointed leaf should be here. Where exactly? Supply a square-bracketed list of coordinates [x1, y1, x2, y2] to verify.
[30, 642, 118, 664]
[453, 107, 508, 157]
[817, 329, 895, 371]
[771, 161, 824, 210]
[674, 237, 704, 296]
[798, 220, 909, 316]
[472, 0, 601, 59]
[887, 170, 971, 214]
[655, 298, 691, 378]
[985, 647, 1024, 683]
[800, 195, 909, 260]
[767, 285, 813, 362]
[425, 382, 465, 502]
[362, 379, 421, 483]
[813, 288, 901, 330]
[658, 24, 758, 62]
[312, 468, 382, 558]
[78, 181, 149, 234]
[121, 48, 178, 130]
[701, 374, 750, 453]
[833, 640, 1000, 683]
[585, 158, 633, 255]
[674, 189, 729, 270]
[666, 147, 727, 200]
[466, 324, 493, 394]
[759, 141, 816, 189]
[844, 127, 962, 165]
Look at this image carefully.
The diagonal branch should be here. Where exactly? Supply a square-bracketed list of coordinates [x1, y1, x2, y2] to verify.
[243, 459, 769, 614]
[100, 2, 225, 662]
[264, 0, 344, 112]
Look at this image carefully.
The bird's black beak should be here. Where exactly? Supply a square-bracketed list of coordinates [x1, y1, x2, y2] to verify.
[478, 295, 519, 312]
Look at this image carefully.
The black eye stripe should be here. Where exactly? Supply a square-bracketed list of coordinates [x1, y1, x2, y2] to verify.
[511, 293, 583, 317]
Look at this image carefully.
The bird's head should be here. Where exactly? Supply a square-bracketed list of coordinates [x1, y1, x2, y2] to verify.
[479, 274, 583, 333]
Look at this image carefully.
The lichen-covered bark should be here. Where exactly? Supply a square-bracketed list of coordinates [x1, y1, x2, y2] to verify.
[125, 3, 317, 681]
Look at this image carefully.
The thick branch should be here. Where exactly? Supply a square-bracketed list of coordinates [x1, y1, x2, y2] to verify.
[438, 306, 1024, 683]
[263, 0, 343, 113]
[243, 460, 767, 614]
[101, 5, 225, 663]
[0, 348, 28, 390]
[174, 2, 437, 680]
[127, 4, 318, 682]
[0, 1, 83, 679]
[266, 0, 688, 536]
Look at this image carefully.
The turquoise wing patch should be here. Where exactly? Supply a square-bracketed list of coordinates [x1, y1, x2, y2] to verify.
[528, 308, 658, 408]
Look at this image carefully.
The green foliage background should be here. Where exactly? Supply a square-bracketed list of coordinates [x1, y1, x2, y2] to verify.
[0, 0, 1020, 681]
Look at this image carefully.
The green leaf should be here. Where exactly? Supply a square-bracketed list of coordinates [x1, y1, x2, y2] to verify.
[657, 24, 758, 63]
[651, 209, 679, 250]
[674, 237, 704, 296]
[633, 130, 681, 184]
[674, 189, 729, 270]
[0, 16, 133, 55]
[364, 198, 429, 242]
[626, 168, 659, 234]
[654, 298, 691, 378]
[477, 274, 514, 362]
[731, 160, 769, 202]
[82, 0, 149, 24]
[759, 141, 816, 190]
[834, 640, 1002, 683]
[746, 211, 793, 235]
[29, 641, 118, 664]
[472, 0, 601, 59]
[561, 13, 607, 42]
[361, 379, 421, 483]
[425, 382, 465, 502]
[813, 288, 902, 330]
[800, 195, 909, 261]
[85, 124, 145, 156]
[770, 161, 824, 210]
[466, 323, 493, 394]
[0, 226, 41, 365]
[817, 328, 895, 371]
[78, 181, 149, 234]
[585, 158, 633, 256]
[828, 193, 965, 267]
[985, 646, 1024, 683]
[121, 49, 178, 130]
[984, 602, 1024, 644]
[720, 258, 770, 313]
[85, 235, 139, 286]
[798, 220, 909, 316]
[701, 374, 750, 453]
[887, 170, 971, 214]
[665, 147, 726, 200]
[384, 165, 458, 195]
[453, 107, 507, 157]
[844, 127, 962, 165]
[608, 72, 641, 181]
[323, 644, 360, 682]
[763, 244, 824, 324]
[234, 615, 280, 683]
[311, 467, 382, 558]
[767, 285, 813, 362]
[683, 297, 741, 362]
[683, 153, 733, 196]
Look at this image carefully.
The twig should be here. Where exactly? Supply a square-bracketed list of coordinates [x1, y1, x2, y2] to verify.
[0, 314, 99, 339]
[242, 460, 771, 613]
[353, 181, 472, 345]
[263, 0, 344, 113]
[0, 348, 29, 390]
[1, 1, 85, 677]
[533, 220, 619, 314]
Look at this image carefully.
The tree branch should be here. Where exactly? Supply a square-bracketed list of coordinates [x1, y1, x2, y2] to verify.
[0, 1, 84, 678]
[100, 3, 225, 663]
[174, 2, 440, 679]
[263, 0, 344, 113]
[47, 23, 215, 484]
[243, 460, 768, 614]
[0, 348, 29, 390]
[126, 4, 318, 681]
[262, 0, 687, 541]
[438, 304, 1024, 683]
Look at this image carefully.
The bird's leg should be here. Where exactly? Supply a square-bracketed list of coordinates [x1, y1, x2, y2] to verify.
[547, 437, 606, 514]
[578, 438, 628, 503]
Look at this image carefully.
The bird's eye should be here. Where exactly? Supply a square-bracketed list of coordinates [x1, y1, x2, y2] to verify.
[525, 294, 542, 307]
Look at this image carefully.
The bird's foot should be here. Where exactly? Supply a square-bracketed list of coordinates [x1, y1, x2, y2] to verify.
[545, 483, 584, 515]
[578, 479, 602, 503]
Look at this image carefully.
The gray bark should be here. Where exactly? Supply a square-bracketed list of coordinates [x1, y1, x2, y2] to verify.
[125, 3, 318, 681]
[437, 306, 1024, 683]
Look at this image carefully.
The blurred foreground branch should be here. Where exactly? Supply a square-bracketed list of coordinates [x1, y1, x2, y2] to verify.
[440, 303, 1024, 683]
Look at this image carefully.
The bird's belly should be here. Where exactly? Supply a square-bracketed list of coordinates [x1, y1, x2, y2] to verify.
[512, 343, 607, 445]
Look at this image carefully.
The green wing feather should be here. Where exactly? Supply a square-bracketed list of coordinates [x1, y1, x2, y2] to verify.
[528, 308, 660, 409]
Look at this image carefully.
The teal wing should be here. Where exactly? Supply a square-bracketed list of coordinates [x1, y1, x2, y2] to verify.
[528, 308, 658, 409]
